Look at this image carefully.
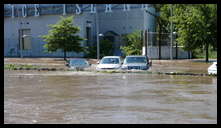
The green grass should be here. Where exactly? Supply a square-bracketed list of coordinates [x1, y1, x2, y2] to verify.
[193, 48, 217, 59]
[4, 64, 40, 70]
[98, 70, 121, 73]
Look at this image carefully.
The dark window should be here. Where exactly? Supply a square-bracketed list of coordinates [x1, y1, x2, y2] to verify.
[86, 27, 91, 46]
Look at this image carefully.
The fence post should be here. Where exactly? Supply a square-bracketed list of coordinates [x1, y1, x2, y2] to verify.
[145, 30, 148, 56]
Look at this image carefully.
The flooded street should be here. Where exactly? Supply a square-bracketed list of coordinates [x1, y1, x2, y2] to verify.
[4, 70, 217, 124]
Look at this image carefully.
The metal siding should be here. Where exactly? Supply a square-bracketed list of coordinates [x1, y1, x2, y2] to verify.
[4, 4, 161, 58]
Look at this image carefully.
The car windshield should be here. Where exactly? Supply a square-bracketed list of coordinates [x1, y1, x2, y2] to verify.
[101, 58, 120, 64]
[126, 57, 147, 64]
[70, 59, 88, 66]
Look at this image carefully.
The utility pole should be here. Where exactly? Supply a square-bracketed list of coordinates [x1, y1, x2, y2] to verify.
[95, 9, 100, 60]
[145, 30, 148, 56]
[18, 5, 23, 58]
[142, 8, 148, 56]
[170, 4, 173, 60]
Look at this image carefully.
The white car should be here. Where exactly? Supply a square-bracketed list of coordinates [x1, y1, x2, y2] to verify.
[96, 56, 122, 70]
[208, 62, 217, 75]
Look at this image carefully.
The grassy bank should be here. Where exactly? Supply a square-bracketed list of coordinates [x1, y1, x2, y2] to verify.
[4, 64, 216, 77]
[4, 64, 40, 70]
[193, 48, 217, 59]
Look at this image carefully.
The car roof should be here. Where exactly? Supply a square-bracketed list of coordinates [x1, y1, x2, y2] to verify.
[126, 55, 147, 57]
[102, 56, 121, 58]
[70, 58, 87, 60]
[70, 58, 85, 60]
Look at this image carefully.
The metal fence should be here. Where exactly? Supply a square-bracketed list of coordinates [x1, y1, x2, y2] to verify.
[147, 32, 173, 46]
[4, 32, 191, 59]
[145, 31, 191, 59]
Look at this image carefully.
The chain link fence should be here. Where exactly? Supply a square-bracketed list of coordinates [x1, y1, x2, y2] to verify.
[146, 32, 191, 59]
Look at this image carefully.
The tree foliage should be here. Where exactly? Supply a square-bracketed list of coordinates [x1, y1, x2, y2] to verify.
[151, 4, 171, 59]
[41, 16, 85, 60]
[120, 30, 142, 56]
[152, 4, 217, 62]
[172, 4, 217, 62]
[85, 39, 114, 59]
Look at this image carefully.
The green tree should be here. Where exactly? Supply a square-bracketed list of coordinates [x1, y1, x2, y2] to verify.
[41, 16, 85, 60]
[152, 4, 171, 59]
[120, 30, 142, 56]
[172, 4, 217, 62]
[85, 39, 114, 59]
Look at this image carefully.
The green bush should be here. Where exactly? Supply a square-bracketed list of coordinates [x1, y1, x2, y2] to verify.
[85, 39, 114, 59]
[4, 64, 39, 70]
[120, 30, 142, 56]
[193, 46, 217, 59]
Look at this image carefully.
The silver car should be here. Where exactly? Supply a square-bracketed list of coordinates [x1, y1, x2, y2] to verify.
[121, 55, 150, 70]
[67, 58, 90, 70]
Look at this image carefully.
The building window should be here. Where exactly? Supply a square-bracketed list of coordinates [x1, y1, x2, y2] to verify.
[86, 27, 91, 46]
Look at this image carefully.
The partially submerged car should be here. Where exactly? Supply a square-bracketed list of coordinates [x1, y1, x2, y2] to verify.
[96, 56, 122, 70]
[208, 62, 217, 75]
[121, 55, 150, 70]
[66, 58, 90, 70]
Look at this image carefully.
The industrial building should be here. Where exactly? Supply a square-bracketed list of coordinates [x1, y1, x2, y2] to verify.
[4, 4, 190, 59]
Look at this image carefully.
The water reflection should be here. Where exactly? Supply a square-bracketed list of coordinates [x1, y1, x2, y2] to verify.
[4, 70, 217, 124]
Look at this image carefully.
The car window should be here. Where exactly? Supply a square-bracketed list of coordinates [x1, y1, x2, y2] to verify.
[70, 59, 88, 66]
[126, 57, 147, 64]
[101, 58, 120, 64]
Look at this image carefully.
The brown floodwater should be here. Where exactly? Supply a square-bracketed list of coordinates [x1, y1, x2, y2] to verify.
[4, 70, 217, 124]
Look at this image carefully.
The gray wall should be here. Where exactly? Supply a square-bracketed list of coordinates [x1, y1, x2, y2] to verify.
[98, 7, 156, 35]
[4, 13, 96, 57]
[5, 4, 192, 59]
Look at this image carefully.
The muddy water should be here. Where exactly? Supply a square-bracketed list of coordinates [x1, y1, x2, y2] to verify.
[150, 60, 213, 74]
[4, 70, 217, 124]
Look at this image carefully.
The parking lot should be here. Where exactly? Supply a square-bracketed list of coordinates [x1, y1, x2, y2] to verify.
[4, 58, 217, 124]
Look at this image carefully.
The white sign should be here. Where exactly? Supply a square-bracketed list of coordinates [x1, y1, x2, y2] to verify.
[76, 4, 81, 14]
[141, 4, 148, 10]
[90, 4, 96, 13]
[105, 4, 112, 13]
[63, 4, 66, 15]
[11, 5, 14, 18]
[123, 4, 130, 11]
[34, 4, 40, 16]
[10, 4, 152, 18]
[22, 4, 27, 17]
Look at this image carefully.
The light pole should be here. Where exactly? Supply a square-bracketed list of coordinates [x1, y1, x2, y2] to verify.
[20, 30, 23, 58]
[95, 7, 104, 60]
[97, 33, 103, 59]
[143, 8, 147, 56]
[95, 11, 100, 60]
[173, 32, 177, 59]
[19, 9, 23, 58]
